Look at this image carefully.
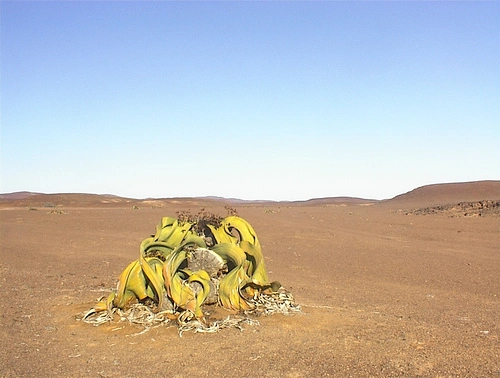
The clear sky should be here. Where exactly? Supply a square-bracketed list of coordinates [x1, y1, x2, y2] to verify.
[1, 1, 498, 201]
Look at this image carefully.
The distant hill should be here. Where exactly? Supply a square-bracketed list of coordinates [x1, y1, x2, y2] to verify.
[286, 197, 377, 206]
[0, 192, 137, 208]
[0, 191, 43, 200]
[0, 192, 371, 208]
[387, 180, 500, 207]
[1, 181, 498, 208]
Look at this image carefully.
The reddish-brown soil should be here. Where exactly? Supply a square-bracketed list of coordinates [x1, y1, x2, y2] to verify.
[1, 181, 499, 377]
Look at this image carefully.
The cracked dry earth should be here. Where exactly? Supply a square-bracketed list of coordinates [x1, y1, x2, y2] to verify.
[1, 198, 499, 377]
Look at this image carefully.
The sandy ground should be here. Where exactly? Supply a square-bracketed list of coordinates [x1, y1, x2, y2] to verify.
[0, 183, 499, 377]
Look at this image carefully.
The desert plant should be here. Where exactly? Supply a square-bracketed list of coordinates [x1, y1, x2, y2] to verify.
[82, 212, 300, 333]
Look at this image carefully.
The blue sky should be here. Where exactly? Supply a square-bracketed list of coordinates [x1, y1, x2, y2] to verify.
[1, 1, 498, 200]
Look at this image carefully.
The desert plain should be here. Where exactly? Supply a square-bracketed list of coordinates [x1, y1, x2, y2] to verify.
[0, 181, 499, 377]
